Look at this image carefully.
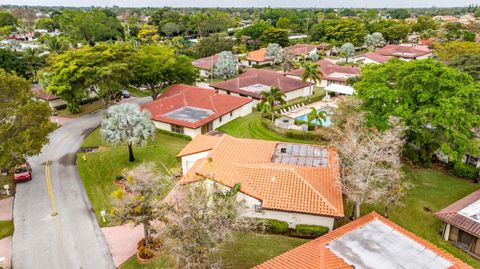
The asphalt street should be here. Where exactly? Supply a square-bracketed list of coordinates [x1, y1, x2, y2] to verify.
[12, 97, 150, 269]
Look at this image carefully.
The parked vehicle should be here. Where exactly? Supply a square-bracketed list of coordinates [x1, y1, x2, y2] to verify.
[13, 162, 32, 183]
[119, 90, 131, 98]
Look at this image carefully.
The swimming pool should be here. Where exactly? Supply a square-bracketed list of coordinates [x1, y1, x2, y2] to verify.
[296, 109, 332, 126]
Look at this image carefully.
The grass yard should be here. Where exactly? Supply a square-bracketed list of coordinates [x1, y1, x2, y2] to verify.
[218, 112, 317, 144]
[127, 86, 151, 97]
[56, 99, 105, 118]
[119, 232, 308, 269]
[77, 128, 189, 226]
[0, 175, 14, 199]
[345, 167, 480, 268]
[0, 220, 13, 239]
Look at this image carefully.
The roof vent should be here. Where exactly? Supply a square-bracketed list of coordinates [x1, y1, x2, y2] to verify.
[280, 147, 287, 153]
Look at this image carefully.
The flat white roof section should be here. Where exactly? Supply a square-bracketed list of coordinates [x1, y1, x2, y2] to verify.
[326, 220, 453, 269]
[459, 199, 480, 223]
[239, 84, 271, 94]
[325, 84, 355, 95]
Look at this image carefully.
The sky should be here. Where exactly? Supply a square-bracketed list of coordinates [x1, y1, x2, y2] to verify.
[2, 0, 480, 8]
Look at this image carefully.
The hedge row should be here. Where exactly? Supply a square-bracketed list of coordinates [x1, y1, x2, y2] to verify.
[450, 162, 478, 180]
[260, 117, 330, 142]
[265, 219, 329, 238]
[155, 128, 192, 141]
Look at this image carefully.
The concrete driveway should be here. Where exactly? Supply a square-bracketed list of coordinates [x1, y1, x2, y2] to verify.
[12, 98, 151, 269]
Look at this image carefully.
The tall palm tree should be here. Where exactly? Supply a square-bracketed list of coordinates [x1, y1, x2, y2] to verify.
[260, 87, 286, 122]
[23, 48, 43, 83]
[45, 36, 69, 54]
[307, 108, 328, 130]
[256, 101, 270, 119]
[301, 63, 322, 101]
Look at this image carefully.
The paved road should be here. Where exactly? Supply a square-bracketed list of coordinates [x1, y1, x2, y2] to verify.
[12, 98, 150, 269]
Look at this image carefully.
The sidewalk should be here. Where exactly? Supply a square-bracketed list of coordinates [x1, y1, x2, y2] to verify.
[0, 197, 13, 221]
[102, 224, 144, 267]
[49, 116, 74, 126]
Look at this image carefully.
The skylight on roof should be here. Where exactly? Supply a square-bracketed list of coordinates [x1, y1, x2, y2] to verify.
[459, 199, 480, 223]
[272, 143, 328, 167]
[164, 106, 214, 123]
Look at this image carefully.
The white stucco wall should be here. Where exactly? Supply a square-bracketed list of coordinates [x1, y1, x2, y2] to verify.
[48, 99, 67, 108]
[198, 69, 210, 77]
[284, 87, 311, 101]
[153, 120, 201, 138]
[181, 151, 211, 175]
[354, 57, 380, 65]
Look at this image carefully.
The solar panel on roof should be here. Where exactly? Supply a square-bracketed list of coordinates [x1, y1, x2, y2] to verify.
[164, 106, 214, 123]
[272, 143, 328, 167]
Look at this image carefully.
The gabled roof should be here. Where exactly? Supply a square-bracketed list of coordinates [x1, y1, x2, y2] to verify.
[32, 85, 60, 101]
[247, 48, 271, 62]
[255, 211, 472, 269]
[141, 84, 252, 129]
[435, 190, 480, 238]
[376, 44, 432, 59]
[285, 44, 318, 56]
[211, 68, 311, 99]
[179, 134, 344, 217]
[192, 53, 220, 70]
[287, 60, 360, 83]
[356, 52, 391, 63]
[177, 134, 222, 157]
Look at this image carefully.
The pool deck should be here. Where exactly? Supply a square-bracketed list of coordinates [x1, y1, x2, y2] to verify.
[282, 98, 339, 118]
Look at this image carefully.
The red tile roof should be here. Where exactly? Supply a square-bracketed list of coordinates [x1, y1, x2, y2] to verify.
[180, 134, 344, 217]
[247, 48, 271, 62]
[357, 52, 391, 63]
[376, 44, 432, 59]
[177, 134, 222, 157]
[285, 44, 318, 56]
[211, 68, 311, 99]
[32, 85, 60, 101]
[255, 211, 472, 269]
[288, 60, 360, 83]
[192, 53, 220, 70]
[141, 84, 252, 129]
[435, 190, 480, 238]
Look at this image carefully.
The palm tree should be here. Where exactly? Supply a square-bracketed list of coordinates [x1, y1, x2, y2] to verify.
[45, 36, 69, 54]
[101, 103, 155, 162]
[256, 101, 270, 119]
[260, 87, 286, 122]
[307, 108, 328, 130]
[23, 48, 43, 83]
[301, 63, 322, 101]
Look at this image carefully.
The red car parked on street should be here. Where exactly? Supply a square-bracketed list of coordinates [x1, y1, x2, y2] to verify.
[13, 162, 32, 183]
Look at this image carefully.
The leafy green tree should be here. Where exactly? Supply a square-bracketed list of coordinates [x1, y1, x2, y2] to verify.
[260, 87, 286, 122]
[301, 62, 321, 100]
[307, 108, 327, 129]
[364, 32, 385, 51]
[382, 22, 411, 43]
[137, 24, 160, 44]
[0, 49, 27, 78]
[44, 36, 70, 54]
[46, 43, 137, 111]
[161, 22, 181, 37]
[35, 18, 57, 32]
[281, 50, 296, 73]
[132, 45, 198, 100]
[310, 18, 367, 46]
[265, 43, 282, 65]
[0, 69, 55, 168]
[340, 43, 355, 62]
[260, 28, 289, 47]
[23, 48, 44, 83]
[213, 51, 238, 80]
[388, 9, 410, 19]
[0, 12, 17, 28]
[355, 59, 480, 166]
[256, 101, 270, 118]
[193, 33, 235, 58]
[275, 17, 291, 30]
[412, 16, 438, 33]
[433, 41, 480, 62]
[101, 103, 155, 162]
[448, 53, 480, 81]
[236, 20, 272, 49]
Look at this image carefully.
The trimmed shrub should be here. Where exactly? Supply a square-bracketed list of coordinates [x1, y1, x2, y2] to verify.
[295, 224, 329, 238]
[451, 162, 478, 180]
[137, 246, 156, 259]
[260, 118, 330, 142]
[266, 219, 289, 234]
[155, 128, 192, 141]
[252, 63, 272, 69]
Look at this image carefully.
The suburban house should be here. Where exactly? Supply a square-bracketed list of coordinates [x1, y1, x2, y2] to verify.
[287, 60, 360, 88]
[375, 44, 433, 61]
[354, 52, 392, 65]
[31, 84, 67, 109]
[255, 211, 470, 269]
[436, 190, 480, 258]
[284, 44, 318, 60]
[192, 53, 220, 78]
[141, 84, 253, 138]
[241, 48, 273, 67]
[177, 134, 344, 230]
[210, 68, 312, 103]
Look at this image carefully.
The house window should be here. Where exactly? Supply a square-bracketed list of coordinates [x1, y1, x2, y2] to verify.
[458, 230, 475, 251]
[254, 205, 262, 213]
[219, 116, 222, 122]
[171, 124, 184, 134]
[230, 112, 233, 117]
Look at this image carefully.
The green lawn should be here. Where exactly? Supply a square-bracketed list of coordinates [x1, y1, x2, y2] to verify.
[119, 232, 308, 269]
[218, 112, 317, 144]
[77, 128, 189, 226]
[127, 86, 151, 97]
[0, 220, 13, 239]
[345, 168, 480, 268]
[57, 99, 105, 118]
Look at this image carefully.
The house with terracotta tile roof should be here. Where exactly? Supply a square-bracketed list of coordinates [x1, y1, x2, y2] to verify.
[141, 84, 253, 138]
[287, 60, 360, 88]
[241, 48, 273, 67]
[177, 134, 344, 230]
[255, 211, 472, 269]
[210, 68, 312, 103]
[375, 44, 432, 61]
[436, 190, 480, 258]
[31, 84, 67, 109]
[192, 53, 220, 78]
[284, 44, 318, 60]
[354, 52, 392, 65]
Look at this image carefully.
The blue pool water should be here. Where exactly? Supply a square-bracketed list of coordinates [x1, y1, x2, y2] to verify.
[296, 109, 332, 126]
